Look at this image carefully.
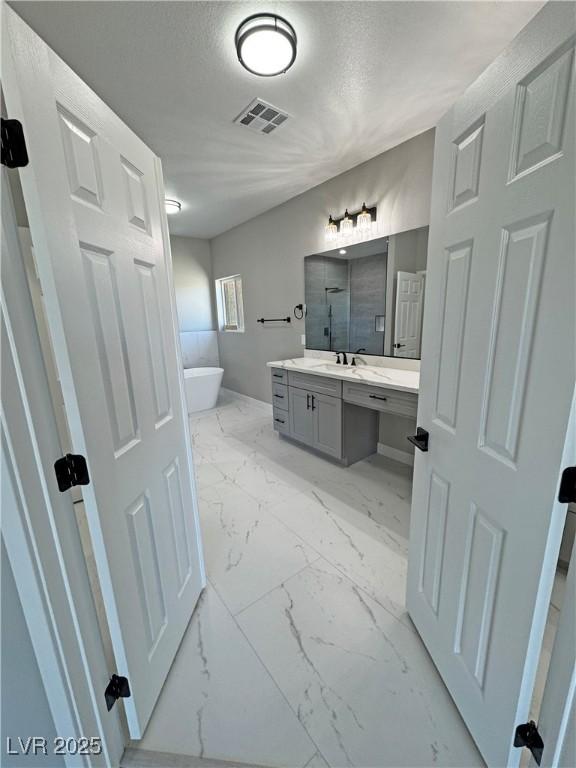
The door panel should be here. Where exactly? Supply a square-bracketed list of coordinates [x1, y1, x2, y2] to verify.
[3, 8, 205, 737]
[312, 393, 342, 459]
[407, 6, 575, 766]
[289, 387, 314, 446]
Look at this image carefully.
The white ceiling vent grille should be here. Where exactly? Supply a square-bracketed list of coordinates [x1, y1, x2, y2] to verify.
[233, 98, 290, 135]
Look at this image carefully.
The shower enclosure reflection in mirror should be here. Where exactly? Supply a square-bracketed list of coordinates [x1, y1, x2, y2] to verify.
[304, 226, 429, 360]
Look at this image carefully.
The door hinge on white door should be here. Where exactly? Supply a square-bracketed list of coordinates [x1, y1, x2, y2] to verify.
[104, 674, 131, 711]
[514, 721, 544, 765]
[1, 118, 29, 168]
[54, 453, 90, 492]
[558, 466, 576, 503]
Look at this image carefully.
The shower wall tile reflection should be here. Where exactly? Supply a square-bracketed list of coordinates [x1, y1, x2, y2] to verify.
[349, 253, 387, 355]
[304, 255, 349, 352]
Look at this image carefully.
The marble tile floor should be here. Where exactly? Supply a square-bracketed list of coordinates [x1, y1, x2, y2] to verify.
[136, 389, 483, 767]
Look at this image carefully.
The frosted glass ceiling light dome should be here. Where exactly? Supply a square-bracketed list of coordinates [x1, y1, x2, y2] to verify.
[235, 14, 297, 77]
[165, 199, 181, 215]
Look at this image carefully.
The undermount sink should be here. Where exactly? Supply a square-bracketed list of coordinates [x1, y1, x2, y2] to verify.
[318, 363, 355, 373]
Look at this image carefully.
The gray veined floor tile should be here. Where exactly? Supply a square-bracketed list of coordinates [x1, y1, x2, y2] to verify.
[210, 450, 312, 507]
[302, 752, 330, 768]
[268, 486, 410, 625]
[137, 585, 317, 768]
[237, 559, 483, 768]
[198, 479, 320, 614]
[280, 450, 413, 538]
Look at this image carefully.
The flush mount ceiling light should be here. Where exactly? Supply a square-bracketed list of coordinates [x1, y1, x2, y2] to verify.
[235, 14, 297, 77]
[165, 199, 181, 215]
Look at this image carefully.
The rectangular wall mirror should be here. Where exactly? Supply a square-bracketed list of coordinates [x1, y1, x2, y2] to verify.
[304, 225, 428, 359]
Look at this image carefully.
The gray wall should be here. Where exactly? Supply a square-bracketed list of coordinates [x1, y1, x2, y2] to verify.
[1, 540, 64, 767]
[171, 235, 215, 332]
[211, 129, 435, 403]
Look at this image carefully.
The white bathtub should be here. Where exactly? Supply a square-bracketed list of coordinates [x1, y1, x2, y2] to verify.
[183, 367, 224, 413]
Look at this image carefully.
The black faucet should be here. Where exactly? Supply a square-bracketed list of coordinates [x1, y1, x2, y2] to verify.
[335, 351, 348, 365]
[351, 348, 366, 366]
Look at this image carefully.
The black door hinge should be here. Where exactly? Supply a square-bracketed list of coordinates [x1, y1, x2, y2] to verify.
[558, 466, 576, 504]
[104, 674, 131, 712]
[54, 453, 90, 492]
[514, 721, 544, 765]
[1, 118, 29, 168]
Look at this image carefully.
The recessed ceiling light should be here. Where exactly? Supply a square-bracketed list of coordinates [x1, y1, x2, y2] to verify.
[165, 199, 181, 215]
[235, 14, 297, 77]
[339, 249, 347, 255]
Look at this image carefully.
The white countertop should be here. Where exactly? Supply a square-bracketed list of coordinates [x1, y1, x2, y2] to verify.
[267, 357, 419, 394]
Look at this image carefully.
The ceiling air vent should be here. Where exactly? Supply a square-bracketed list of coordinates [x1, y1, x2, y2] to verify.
[233, 98, 290, 135]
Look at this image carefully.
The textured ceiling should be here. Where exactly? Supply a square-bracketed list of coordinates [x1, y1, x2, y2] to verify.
[11, 1, 544, 238]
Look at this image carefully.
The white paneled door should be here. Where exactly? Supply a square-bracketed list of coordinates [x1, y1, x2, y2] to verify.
[407, 5, 575, 767]
[393, 270, 424, 358]
[3, 8, 205, 738]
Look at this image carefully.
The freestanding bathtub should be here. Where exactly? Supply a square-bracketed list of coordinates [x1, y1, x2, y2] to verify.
[183, 367, 224, 413]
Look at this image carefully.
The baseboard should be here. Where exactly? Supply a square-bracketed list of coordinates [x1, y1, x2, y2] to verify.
[377, 442, 414, 467]
[219, 387, 272, 413]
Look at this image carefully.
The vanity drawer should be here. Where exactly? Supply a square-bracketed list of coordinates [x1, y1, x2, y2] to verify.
[288, 371, 342, 398]
[271, 368, 287, 385]
[272, 383, 288, 411]
[272, 407, 289, 434]
[343, 382, 418, 418]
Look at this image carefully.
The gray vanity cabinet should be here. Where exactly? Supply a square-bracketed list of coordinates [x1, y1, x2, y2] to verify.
[270, 367, 384, 465]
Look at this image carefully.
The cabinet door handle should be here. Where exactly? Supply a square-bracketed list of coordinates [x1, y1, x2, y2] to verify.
[274, 393, 284, 399]
[311, 394, 316, 411]
[369, 394, 387, 401]
[273, 373, 284, 379]
[306, 393, 311, 410]
[274, 417, 285, 425]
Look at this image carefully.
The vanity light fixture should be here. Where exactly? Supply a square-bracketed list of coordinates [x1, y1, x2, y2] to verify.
[325, 215, 338, 242]
[356, 202, 373, 232]
[322, 203, 378, 241]
[339, 249, 347, 255]
[165, 199, 182, 215]
[340, 209, 354, 237]
[235, 14, 297, 77]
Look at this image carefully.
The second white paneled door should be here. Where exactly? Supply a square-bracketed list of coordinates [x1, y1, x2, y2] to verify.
[3, 7, 205, 738]
[393, 270, 424, 358]
[407, 4, 575, 766]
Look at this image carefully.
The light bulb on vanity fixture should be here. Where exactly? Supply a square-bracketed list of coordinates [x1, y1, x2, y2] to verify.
[340, 209, 354, 237]
[325, 215, 338, 242]
[339, 249, 347, 255]
[357, 202, 372, 232]
[165, 199, 182, 215]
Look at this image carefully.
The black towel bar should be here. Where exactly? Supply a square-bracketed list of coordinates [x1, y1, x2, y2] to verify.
[257, 317, 291, 324]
